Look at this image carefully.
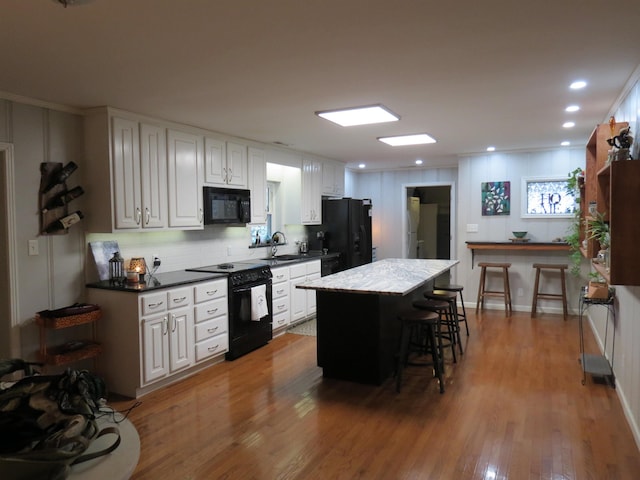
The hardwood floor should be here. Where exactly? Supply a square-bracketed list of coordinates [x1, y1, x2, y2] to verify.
[110, 311, 640, 479]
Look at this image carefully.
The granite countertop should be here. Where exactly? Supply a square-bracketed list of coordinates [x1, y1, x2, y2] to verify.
[296, 258, 459, 296]
[86, 270, 226, 293]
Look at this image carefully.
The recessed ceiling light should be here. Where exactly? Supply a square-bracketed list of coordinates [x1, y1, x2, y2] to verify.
[561, 141, 571, 146]
[315, 104, 399, 127]
[415, 159, 423, 165]
[563, 121, 575, 128]
[358, 163, 366, 169]
[377, 133, 436, 146]
[486, 146, 496, 152]
[565, 105, 580, 112]
[570, 80, 587, 90]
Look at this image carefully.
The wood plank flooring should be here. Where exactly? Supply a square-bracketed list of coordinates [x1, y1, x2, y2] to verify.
[110, 310, 640, 479]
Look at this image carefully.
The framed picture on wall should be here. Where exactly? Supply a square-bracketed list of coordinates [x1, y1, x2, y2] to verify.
[481, 181, 510, 216]
[521, 176, 577, 218]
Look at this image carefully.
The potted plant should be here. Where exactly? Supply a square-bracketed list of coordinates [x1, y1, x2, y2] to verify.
[565, 167, 584, 276]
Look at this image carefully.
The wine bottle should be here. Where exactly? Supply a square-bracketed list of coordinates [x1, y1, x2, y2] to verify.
[41, 186, 84, 212]
[42, 161, 78, 193]
[44, 210, 84, 233]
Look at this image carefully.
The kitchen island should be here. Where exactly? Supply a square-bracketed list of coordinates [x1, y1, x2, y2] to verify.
[297, 258, 459, 384]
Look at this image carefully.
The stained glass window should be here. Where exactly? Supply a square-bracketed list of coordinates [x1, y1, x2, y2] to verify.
[521, 177, 577, 218]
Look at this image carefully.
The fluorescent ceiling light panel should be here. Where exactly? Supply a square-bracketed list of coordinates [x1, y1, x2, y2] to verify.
[378, 133, 436, 146]
[315, 105, 399, 127]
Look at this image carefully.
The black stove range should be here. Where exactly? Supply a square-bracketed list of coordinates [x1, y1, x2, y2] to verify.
[186, 261, 273, 360]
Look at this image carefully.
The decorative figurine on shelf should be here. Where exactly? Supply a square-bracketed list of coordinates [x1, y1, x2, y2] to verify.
[607, 125, 634, 161]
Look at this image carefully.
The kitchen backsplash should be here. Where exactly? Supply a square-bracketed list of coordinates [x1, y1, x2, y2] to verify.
[85, 224, 307, 282]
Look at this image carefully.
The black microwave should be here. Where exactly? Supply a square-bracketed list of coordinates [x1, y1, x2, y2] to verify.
[203, 187, 251, 225]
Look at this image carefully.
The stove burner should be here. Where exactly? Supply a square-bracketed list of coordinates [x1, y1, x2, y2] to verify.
[217, 263, 234, 269]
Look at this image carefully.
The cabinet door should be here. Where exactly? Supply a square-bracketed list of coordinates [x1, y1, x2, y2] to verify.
[111, 117, 141, 229]
[142, 313, 169, 384]
[204, 136, 226, 186]
[226, 142, 248, 188]
[248, 147, 267, 224]
[290, 276, 307, 322]
[140, 123, 167, 229]
[301, 158, 322, 224]
[322, 161, 344, 197]
[168, 307, 194, 373]
[306, 272, 321, 315]
[167, 129, 204, 228]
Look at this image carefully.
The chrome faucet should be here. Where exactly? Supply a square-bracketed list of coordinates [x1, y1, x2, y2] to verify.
[271, 231, 286, 257]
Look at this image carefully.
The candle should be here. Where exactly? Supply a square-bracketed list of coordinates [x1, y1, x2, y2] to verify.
[126, 270, 139, 284]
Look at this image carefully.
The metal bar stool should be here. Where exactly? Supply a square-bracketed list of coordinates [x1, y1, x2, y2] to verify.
[396, 308, 444, 393]
[412, 298, 457, 364]
[423, 290, 464, 355]
[476, 262, 512, 316]
[531, 263, 569, 320]
[434, 283, 469, 336]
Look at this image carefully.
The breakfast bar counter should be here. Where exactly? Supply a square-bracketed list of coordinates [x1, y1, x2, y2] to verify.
[297, 259, 458, 384]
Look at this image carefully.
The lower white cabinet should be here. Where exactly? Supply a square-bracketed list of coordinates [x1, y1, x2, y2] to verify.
[271, 266, 291, 332]
[289, 260, 321, 323]
[87, 278, 228, 398]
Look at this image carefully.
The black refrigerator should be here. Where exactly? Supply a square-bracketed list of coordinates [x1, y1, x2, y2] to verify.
[316, 198, 372, 271]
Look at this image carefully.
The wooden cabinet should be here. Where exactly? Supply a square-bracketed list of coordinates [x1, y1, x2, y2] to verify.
[301, 156, 322, 224]
[594, 160, 640, 285]
[271, 266, 291, 332]
[140, 123, 168, 229]
[322, 160, 345, 197]
[87, 279, 228, 398]
[204, 138, 248, 188]
[247, 147, 267, 224]
[167, 129, 204, 229]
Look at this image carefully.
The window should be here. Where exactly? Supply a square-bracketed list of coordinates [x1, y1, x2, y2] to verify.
[521, 176, 577, 218]
[250, 181, 278, 244]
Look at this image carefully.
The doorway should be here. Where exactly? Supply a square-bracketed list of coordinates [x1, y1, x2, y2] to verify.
[402, 183, 454, 261]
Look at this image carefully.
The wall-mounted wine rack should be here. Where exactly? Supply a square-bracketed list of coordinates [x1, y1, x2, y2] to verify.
[39, 162, 84, 235]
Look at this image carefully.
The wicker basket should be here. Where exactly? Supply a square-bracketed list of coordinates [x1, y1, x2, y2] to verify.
[35, 308, 102, 329]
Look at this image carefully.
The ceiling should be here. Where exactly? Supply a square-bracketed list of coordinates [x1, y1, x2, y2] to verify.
[2, 0, 640, 171]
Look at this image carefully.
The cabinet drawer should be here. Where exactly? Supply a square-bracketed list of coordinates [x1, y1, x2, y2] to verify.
[271, 267, 289, 284]
[273, 296, 290, 316]
[194, 297, 228, 324]
[195, 316, 227, 342]
[195, 333, 228, 362]
[306, 260, 321, 275]
[289, 263, 307, 279]
[140, 292, 167, 316]
[194, 279, 227, 304]
[272, 310, 290, 330]
[168, 287, 191, 309]
[272, 283, 289, 300]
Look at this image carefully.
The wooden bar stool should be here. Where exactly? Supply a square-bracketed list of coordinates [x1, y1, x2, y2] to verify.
[434, 283, 469, 336]
[396, 309, 444, 394]
[531, 263, 569, 320]
[412, 298, 457, 364]
[476, 262, 512, 316]
[423, 290, 463, 355]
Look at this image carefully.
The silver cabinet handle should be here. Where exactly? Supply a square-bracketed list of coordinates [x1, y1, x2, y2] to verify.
[136, 207, 142, 225]
[207, 326, 219, 334]
[277, 304, 285, 310]
[171, 314, 177, 332]
[206, 289, 218, 296]
[145, 207, 150, 225]
[207, 344, 220, 352]
[173, 296, 187, 303]
[276, 288, 285, 295]
[148, 301, 164, 309]
[162, 316, 168, 335]
[199, 208, 203, 223]
[227, 167, 233, 182]
[207, 308, 218, 315]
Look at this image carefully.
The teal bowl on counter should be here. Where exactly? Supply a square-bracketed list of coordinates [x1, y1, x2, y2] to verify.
[512, 231, 527, 238]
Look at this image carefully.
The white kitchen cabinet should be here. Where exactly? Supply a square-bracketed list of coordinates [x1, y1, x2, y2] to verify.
[167, 129, 204, 229]
[301, 156, 322, 224]
[87, 278, 228, 398]
[193, 279, 229, 362]
[271, 266, 291, 332]
[247, 147, 267, 224]
[321, 160, 345, 197]
[289, 260, 321, 323]
[84, 110, 168, 232]
[205, 137, 248, 188]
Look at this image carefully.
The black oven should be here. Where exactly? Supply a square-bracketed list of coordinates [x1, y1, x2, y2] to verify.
[186, 262, 272, 360]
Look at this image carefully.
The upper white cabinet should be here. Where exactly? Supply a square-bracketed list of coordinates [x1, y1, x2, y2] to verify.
[84, 109, 168, 232]
[321, 160, 345, 197]
[301, 156, 322, 224]
[167, 129, 204, 229]
[204, 137, 248, 188]
[247, 147, 267, 224]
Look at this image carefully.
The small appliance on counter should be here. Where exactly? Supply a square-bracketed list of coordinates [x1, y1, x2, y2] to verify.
[186, 261, 272, 360]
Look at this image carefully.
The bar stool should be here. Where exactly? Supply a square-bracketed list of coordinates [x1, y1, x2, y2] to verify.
[412, 298, 457, 364]
[476, 262, 512, 316]
[423, 290, 463, 355]
[395, 308, 444, 394]
[434, 283, 469, 336]
[531, 263, 569, 320]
